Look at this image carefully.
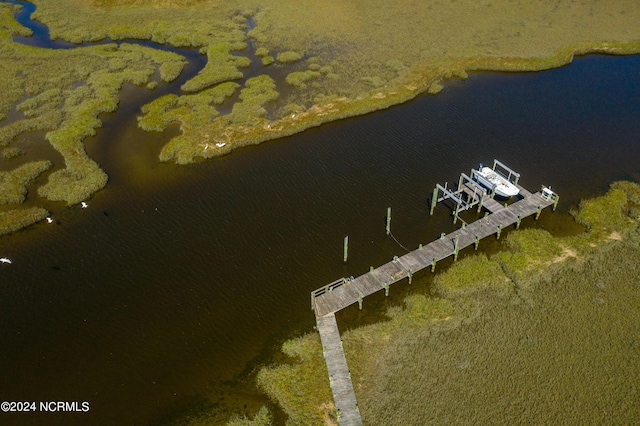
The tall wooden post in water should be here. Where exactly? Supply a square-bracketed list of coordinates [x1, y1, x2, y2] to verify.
[386, 207, 392, 235]
[343, 236, 349, 263]
[430, 187, 438, 215]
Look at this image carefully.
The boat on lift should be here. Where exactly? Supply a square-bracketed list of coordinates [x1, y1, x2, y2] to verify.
[474, 163, 520, 198]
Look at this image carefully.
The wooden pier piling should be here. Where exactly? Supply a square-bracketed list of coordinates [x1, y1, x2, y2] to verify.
[343, 236, 349, 263]
[453, 237, 460, 261]
[386, 207, 392, 235]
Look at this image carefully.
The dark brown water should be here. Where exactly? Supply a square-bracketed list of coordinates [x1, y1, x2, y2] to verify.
[1, 3, 640, 424]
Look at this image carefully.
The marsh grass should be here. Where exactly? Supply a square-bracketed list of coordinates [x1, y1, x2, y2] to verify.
[353, 235, 640, 425]
[491, 228, 564, 284]
[226, 407, 272, 426]
[0, 206, 49, 236]
[160, 398, 272, 426]
[260, 55, 273, 66]
[611, 180, 640, 204]
[258, 182, 640, 425]
[37, 156, 108, 205]
[256, 333, 335, 426]
[573, 187, 628, 231]
[231, 75, 278, 124]
[567, 183, 640, 252]
[0, 160, 52, 205]
[431, 253, 511, 299]
[2, 0, 638, 225]
[139, 82, 239, 163]
[285, 70, 320, 90]
[0, 9, 186, 207]
[181, 43, 244, 92]
[20, 0, 640, 166]
[2, 147, 24, 159]
[119, 43, 186, 82]
[254, 47, 268, 57]
[275, 51, 301, 64]
[147, 75, 280, 164]
[0, 4, 32, 38]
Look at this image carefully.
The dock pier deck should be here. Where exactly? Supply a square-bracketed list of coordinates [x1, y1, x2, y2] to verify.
[313, 186, 556, 317]
[317, 314, 362, 426]
[311, 163, 558, 425]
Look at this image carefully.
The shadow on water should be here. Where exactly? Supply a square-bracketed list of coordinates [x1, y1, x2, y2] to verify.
[1, 1, 640, 425]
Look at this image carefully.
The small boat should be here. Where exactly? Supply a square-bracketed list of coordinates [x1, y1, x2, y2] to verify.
[0, 258, 11, 264]
[474, 165, 520, 198]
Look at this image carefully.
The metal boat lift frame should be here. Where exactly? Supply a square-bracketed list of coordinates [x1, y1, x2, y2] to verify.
[430, 173, 491, 223]
[430, 159, 521, 223]
[486, 159, 520, 186]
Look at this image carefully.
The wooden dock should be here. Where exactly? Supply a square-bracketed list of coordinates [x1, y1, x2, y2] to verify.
[313, 186, 555, 317]
[311, 163, 558, 425]
[317, 313, 363, 426]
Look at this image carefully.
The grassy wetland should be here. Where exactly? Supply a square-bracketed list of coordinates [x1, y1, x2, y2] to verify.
[2, 0, 640, 234]
[255, 181, 640, 425]
[0, 1, 186, 232]
[105, 0, 640, 164]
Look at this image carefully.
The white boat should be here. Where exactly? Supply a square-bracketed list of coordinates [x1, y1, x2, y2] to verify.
[474, 166, 520, 198]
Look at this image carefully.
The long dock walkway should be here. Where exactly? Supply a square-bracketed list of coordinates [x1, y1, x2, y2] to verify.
[317, 314, 363, 425]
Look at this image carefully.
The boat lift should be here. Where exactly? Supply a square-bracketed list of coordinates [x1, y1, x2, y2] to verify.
[485, 159, 520, 186]
[430, 172, 491, 224]
[430, 159, 521, 223]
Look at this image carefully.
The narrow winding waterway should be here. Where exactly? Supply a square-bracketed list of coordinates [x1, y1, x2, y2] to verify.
[1, 2, 639, 424]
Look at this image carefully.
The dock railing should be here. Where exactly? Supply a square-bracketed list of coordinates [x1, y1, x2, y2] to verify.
[311, 277, 348, 311]
[540, 185, 560, 210]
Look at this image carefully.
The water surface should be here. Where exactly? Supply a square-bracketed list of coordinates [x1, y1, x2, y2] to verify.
[1, 3, 639, 424]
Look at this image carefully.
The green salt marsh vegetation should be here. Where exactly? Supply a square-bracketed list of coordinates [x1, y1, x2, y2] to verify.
[18, 0, 640, 168]
[0, 160, 52, 205]
[179, 43, 244, 93]
[226, 407, 272, 426]
[138, 81, 240, 163]
[0, 37, 186, 205]
[2, 146, 25, 159]
[167, 401, 273, 426]
[276, 51, 302, 64]
[256, 181, 640, 425]
[0, 4, 186, 233]
[0, 206, 49, 236]
[3, 0, 640, 235]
